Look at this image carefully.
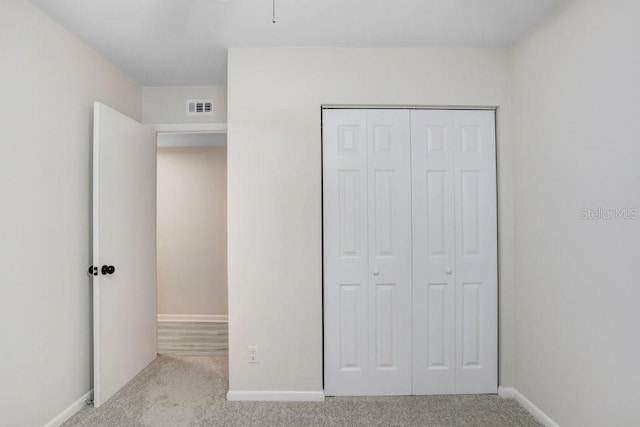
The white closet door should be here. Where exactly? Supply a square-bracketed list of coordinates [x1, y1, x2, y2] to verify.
[366, 110, 412, 395]
[411, 110, 457, 394]
[323, 109, 412, 396]
[411, 110, 497, 394]
[452, 110, 497, 393]
[323, 109, 369, 395]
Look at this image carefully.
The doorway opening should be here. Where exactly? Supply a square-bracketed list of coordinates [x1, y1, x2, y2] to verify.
[155, 131, 229, 357]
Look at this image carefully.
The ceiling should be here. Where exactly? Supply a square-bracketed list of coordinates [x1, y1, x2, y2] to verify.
[29, 0, 565, 86]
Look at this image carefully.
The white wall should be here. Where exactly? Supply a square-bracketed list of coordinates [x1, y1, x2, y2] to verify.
[157, 145, 228, 316]
[227, 48, 514, 393]
[511, 1, 640, 425]
[0, 1, 141, 425]
[143, 85, 227, 124]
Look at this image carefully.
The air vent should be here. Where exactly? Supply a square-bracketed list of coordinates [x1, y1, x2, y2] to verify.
[186, 99, 214, 116]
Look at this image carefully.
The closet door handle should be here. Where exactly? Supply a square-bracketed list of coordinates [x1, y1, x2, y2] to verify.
[372, 268, 380, 276]
[445, 267, 452, 275]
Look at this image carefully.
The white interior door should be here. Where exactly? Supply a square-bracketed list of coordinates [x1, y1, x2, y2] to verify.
[324, 108, 496, 396]
[452, 110, 497, 393]
[323, 109, 368, 395]
[323, 109, 411, 396]
[411, 109, 497, 394]
[410, 110, 457, 394]
[366, 110, 412, 395]
[92, 102, 157, 407]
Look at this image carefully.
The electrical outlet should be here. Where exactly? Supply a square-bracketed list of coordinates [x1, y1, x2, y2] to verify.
[248, 346, 259, 364]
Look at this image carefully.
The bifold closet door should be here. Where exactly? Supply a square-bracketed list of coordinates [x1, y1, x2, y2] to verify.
[323, 109, 412, 396]
[411, 110, 497, 394]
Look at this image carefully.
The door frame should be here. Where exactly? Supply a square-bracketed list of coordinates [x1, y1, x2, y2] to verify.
[151, 123, 228, 134]
[153, 124, 229, 334]
[320, 104, 501, 393]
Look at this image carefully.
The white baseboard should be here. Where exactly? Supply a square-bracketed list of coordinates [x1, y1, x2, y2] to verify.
[157, 314, 228, 323]
[498, 386, 559, 427]
[44, 390, 92, 427]
[227, 390, 325, 402]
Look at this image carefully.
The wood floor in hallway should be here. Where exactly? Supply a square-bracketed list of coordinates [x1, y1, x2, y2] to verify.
[157, 321, 228, 356]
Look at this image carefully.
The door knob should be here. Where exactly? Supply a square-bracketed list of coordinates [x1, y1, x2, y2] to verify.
[101, 265, 116, 275]
[445, 267, 452, 275]
[373, 269, 380, 276]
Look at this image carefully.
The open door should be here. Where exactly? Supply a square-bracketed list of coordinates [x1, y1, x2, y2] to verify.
[92, 102, 157, 407]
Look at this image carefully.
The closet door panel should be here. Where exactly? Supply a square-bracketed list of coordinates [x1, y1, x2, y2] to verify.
[453, 110, 497, 393]
[323, 109, 369, 395]
[411, 110, 456, 394]
[366, 110, 412, 395]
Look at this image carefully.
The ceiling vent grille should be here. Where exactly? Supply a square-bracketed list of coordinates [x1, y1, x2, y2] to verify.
[186, 99, 214, 116]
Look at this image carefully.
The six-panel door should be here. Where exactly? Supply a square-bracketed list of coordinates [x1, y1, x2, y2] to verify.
[323, 109, 412, 395]
[411, 110, 497, 394]
[323, 108, 497, 396]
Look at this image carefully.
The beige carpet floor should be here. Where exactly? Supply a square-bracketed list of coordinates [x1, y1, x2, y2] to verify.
[64, 356, 541, 426]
